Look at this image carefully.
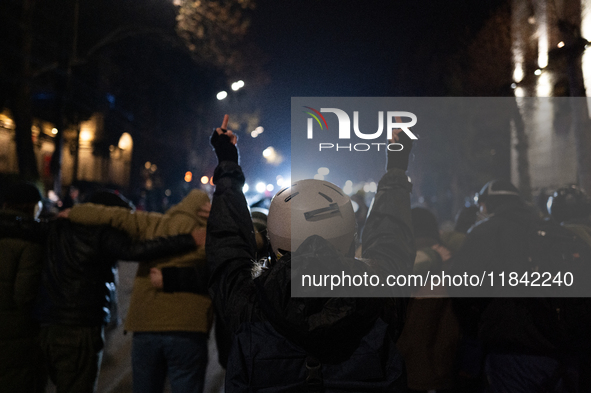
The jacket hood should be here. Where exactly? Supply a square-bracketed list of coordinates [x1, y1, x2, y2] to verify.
[166, 189, 209, 227]
[256, 235, 382, 360]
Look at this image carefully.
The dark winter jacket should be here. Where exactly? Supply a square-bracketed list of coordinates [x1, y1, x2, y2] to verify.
[32, 218, 196, 326]
[206, 161, 414, 391]
[0, 210, 44, 342]
[450, 202, 591, 355]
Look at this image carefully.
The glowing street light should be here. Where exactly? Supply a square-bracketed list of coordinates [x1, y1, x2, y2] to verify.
[318, 167, 329, 176]
[251, 126, 264, 138]
[231, 80, 245, 91]
[184, 171, 193, 183]
[217, 91, 228, 100]
[256, 182, 266, 193]
[200, 176, 209, 185]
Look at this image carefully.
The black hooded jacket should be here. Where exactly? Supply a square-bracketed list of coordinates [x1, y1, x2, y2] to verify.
[0, 215, 197, 327]
[206, 161, 415, 391]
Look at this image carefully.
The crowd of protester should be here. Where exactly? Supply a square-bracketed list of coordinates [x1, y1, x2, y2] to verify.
[1, 114, 591, 393]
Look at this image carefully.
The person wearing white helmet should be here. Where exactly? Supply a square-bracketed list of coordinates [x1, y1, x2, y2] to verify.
[206, 114, 415, 391]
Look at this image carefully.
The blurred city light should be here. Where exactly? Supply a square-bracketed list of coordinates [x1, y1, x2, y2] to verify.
[318, 167, 329, 176]
[314, 174, 324, 180]
[231, 80, 245, 91]
[200, 176, 209, 184]
[262, 146, 282, 164]
[266, 184, 274, 192]
[534, 69, 542, 76]
[557, 41, 565, 48]
[256, 182, 266, 193]
[144, 161, 151, 169]
[216, 91, 228, 100]
[276, 175, 284, 186]
[251, 126, 264, 138]
[80, 129, 92, 142]
[118, 132, 133, 150]
[150, 164, 157, 172]
[243, 183, 249, 193]
[48, 190, 59, 202]
[51, 128, 58, 135]
[184, 171, 193, 183]
[343, 180, 353, 195]
[165, 189, 172, 197]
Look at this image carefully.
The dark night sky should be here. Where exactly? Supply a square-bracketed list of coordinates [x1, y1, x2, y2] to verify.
[228, 0, 503, 189]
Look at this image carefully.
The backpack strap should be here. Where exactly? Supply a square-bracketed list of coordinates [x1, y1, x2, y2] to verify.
[305, 355, 324, 393]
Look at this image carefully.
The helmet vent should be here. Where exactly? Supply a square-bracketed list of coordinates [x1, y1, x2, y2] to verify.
[276, 187, 291, 197]
[318, 192, 333, 202]
[323, 184, 343, 196]
[285, 192, 299, 202]
[304, 203, 341, 221]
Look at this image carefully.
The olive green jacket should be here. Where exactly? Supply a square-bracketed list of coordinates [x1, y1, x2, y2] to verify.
[68, 190, 212, 333]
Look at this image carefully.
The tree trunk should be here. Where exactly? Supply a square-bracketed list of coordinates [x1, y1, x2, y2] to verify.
[566, 48, 591, 194]
[513, 100, 533, 202]
[13, 0, 39, 181]
[557, 4, 591, 194]
[50, 0, 79, 195]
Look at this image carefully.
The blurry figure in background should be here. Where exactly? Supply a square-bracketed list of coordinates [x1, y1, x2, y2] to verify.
[397, 207, 460, 393]
[0, 181, 46, 393]
[440, 205, 479, 254]
[67, 189, 212, 393]
[547, 185, 591, 245]
[351, 191, 370, 234]
[60, 185, 80, 210]
[451, 179, 591, 393]
[34, 190, 200, 393]
[536, 187, 550, 218]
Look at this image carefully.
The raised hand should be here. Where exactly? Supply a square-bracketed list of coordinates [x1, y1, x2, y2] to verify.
[211, 114, 239, 163]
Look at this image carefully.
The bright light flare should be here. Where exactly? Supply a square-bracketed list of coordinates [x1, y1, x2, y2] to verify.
[184, 171, 193, 183]
[231, 80, 245, 91]
[343, 180, 353, 195]
[118, 132, 133, 150]
[251, 126, 264, 138]
[217, 91, 228, 100]
[200, 176, 209, 185]
[266, 184, 274, 192]
[317, 167, 329, 176]
[243, 183, 249, 193]
[256, 182, 266, 193]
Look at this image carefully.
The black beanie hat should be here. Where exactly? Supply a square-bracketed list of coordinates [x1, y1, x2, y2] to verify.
[3, 181, 42, 205]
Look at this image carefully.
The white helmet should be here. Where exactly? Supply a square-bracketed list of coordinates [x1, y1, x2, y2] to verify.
[267, 179, 356, 256]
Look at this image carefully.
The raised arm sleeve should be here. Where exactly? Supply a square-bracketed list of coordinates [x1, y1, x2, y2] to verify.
[361, 168, 415, 297]
[69, 204, 159, 240]
[100, 227, 196, 261]
[206, 161, 258, 332]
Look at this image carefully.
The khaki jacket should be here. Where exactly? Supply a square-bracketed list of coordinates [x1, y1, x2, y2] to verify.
[68, 190, 212, 333]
